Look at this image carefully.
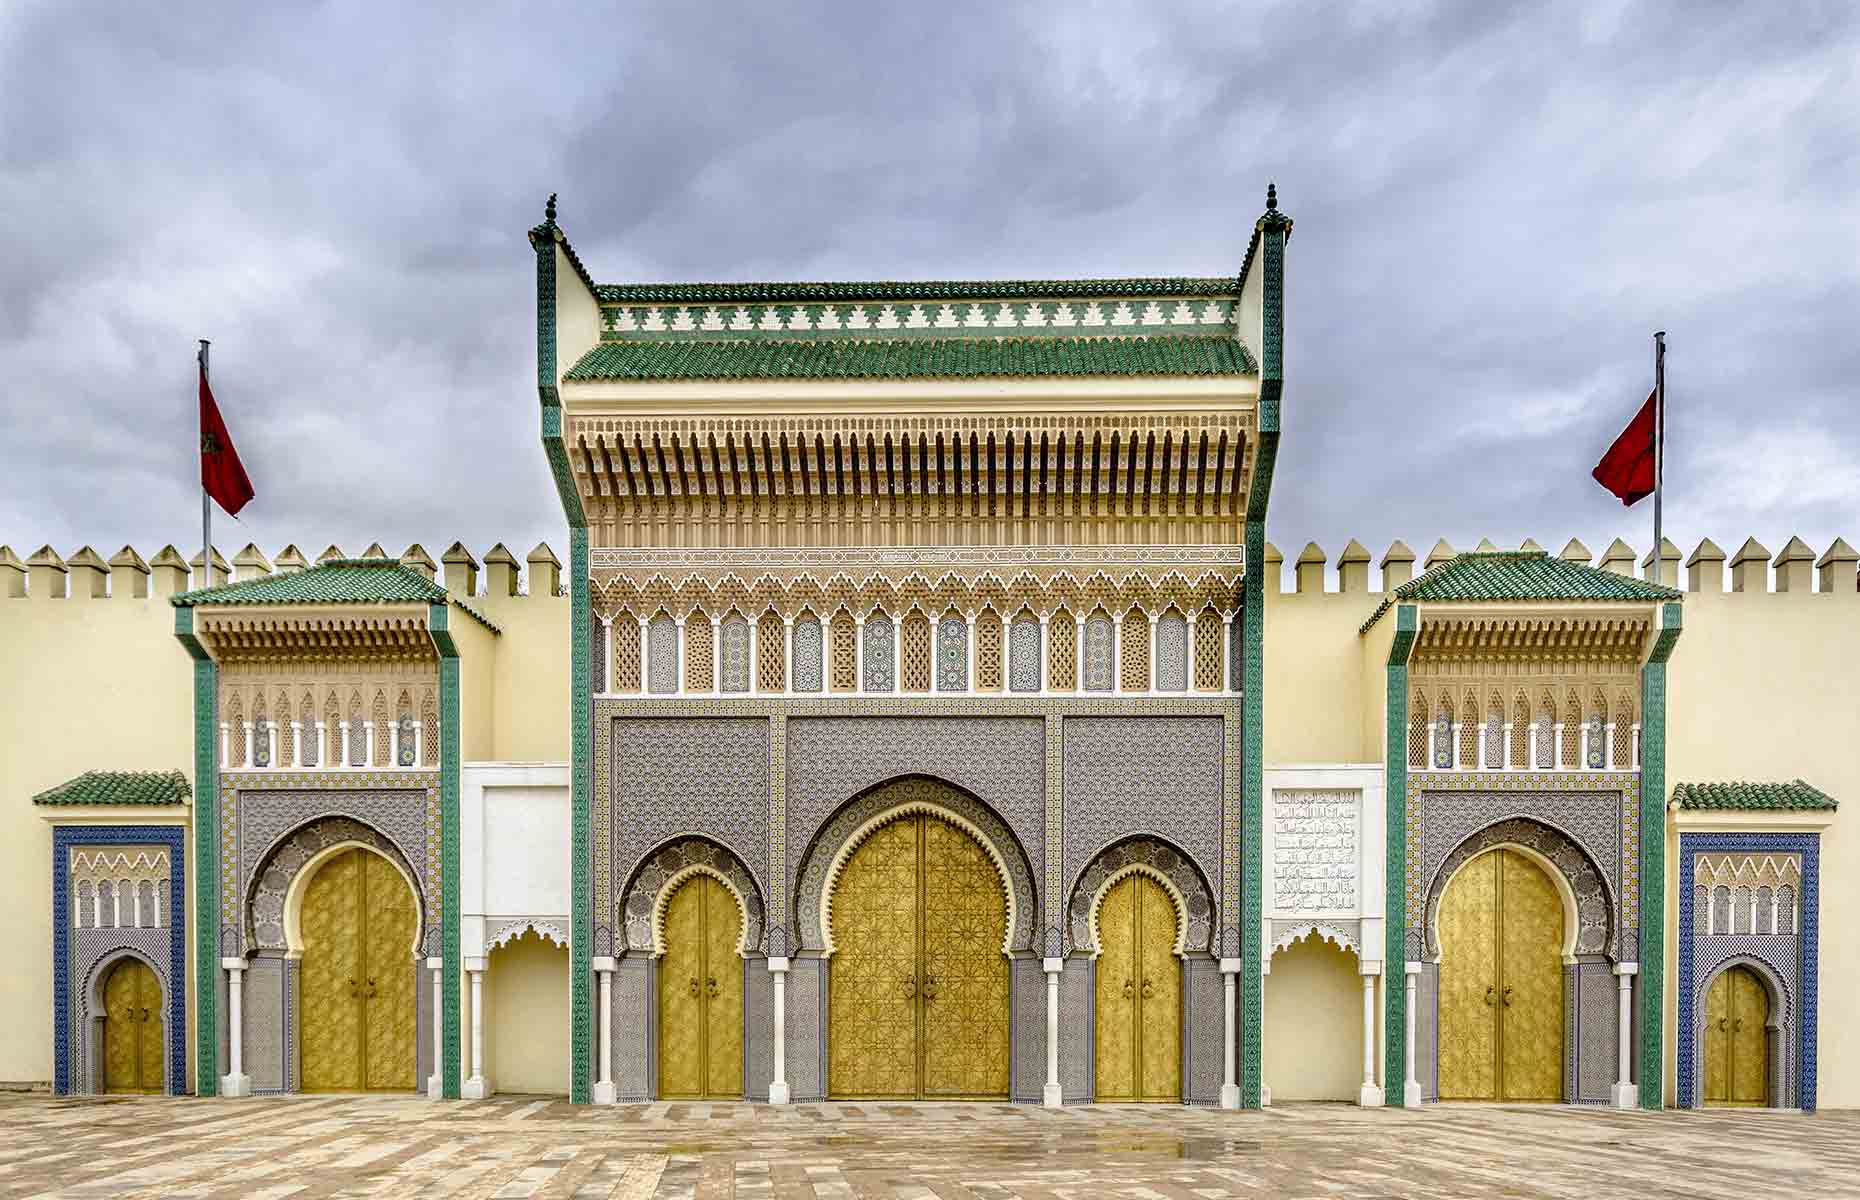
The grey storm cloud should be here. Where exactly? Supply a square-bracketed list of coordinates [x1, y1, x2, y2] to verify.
[3, 1, 1857, 581]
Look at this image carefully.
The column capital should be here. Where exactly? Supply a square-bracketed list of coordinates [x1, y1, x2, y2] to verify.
[1359, 960, 1384, 976]
[220, 957, 247, 972]
[425, 956, 443, 969]
[1219, 957, 1242, 974]
[465, 956, 489, 972]
[1613, 961, 1640, 976]
[1404, 960, 1424, 976]
[591, 955, 619, 972]
[766, 956, 791, 973]
[1042, 957, 1065, 974]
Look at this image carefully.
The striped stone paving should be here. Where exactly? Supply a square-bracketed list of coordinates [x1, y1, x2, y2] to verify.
[0, 1094, 1853, 1198]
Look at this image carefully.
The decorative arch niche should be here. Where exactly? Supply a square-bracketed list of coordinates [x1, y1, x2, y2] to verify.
[1067, 835, 1215, 956]
[1424, 816, 1615, 961]
[245, 816, 426, 956]
[619, 836, 765, 957]
[793, 776, 1037, 956]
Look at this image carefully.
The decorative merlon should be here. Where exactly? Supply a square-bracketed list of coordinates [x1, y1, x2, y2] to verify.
[528, 543, 563, 596]
[1773, 535, 1815, 593]
[274, 544, 310, 573]
[233, 543, 273, 582]
[67, 546, 111, 598]
[400, 543, 437, 581]
[1560, 537, 1592, 564]
[484, 543, 522, 596]
[442, 542, 480, 596]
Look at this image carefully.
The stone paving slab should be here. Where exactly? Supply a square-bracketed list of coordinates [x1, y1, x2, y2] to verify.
[0, 1095, 1853, 1199]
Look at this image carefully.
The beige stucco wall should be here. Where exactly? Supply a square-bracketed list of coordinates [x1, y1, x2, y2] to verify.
[0, 575, 195, 1087]
[4, 540, 1854, 1106]
[1264, 933, 1366, 1101]
[484, 930, 571, 1095]
[0, 551, 570, 1089]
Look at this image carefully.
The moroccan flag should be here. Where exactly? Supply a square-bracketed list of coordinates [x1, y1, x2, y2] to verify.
[1592, 390, 1656, 506]
[200, 363, 254, 516]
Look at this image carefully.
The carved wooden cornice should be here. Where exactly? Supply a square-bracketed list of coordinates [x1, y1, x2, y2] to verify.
[194, 606, 438, 664]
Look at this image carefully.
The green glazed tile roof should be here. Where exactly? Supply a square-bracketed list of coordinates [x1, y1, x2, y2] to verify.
[172, 559, 446, 608]
[565, 334, 1256, 382]
[1672, 780, 1837, 811]
[1361, 551, 1680, 632]
[33, 769, 190, 807]
[592, 277, 1238, 304]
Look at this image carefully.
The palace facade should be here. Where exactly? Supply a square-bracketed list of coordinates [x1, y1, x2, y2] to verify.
[3, 188, 1851, 1111]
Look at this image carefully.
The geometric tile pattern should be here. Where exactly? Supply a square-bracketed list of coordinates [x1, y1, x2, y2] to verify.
[1677, 831, 1820, 1111]
[51, 824, 187, 1096]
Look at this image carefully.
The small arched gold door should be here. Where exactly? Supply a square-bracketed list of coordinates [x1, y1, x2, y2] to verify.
[1703, 966, 1769, 1107]
[658, 874, 745, 1098]
[1438, 848, 1564, 1101]
[102, 958, 164, 1094]
[1094, 874, 1182, 1102]
[300, 847, 418, 1092]
[828, 813, 1011, 1099]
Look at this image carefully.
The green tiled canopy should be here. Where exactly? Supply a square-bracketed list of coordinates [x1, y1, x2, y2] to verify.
[1362, 551, 1680, 631]
[1672, 780, 1837, 811]
[33, 769, 190, 806]
[565, 334, 1255, 382]
[592, 276, 1239, 304]
[172, 558, 446, 608]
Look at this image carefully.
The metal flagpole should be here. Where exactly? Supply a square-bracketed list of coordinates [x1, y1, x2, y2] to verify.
[199, 339, 211, 589]
[1653, 331, 1665, 580]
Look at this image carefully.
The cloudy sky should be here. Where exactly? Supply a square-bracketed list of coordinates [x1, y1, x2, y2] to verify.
[4, 1, 1856, 587]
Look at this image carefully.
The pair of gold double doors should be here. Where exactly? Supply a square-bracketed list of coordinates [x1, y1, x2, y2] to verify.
[658, 874, 745, 1098]
[1703, 966, 1769, 1106]
[102, 958, 164, 1093]
[300, 847, 418, 1092]
[1438, 848, 1564, 1101]
[829, 813, 1011, 1099]
[1095, 874, 1181, 1101]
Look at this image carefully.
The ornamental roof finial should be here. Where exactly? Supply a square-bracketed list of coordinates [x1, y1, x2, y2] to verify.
[545, 192, 558, 226]
[1266, 182, 1277, 211]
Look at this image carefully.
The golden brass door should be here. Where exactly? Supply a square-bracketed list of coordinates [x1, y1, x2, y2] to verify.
[1703, 966, 1769, 1107]
[102, 958, 162, 1094]
[300, 848, 418, 1092]
[657, 874, 745, 1099]
[828, 813, 1010, 1099]
[1094, 874, 1182, 1102]
[1437, 849, 1564, 1101]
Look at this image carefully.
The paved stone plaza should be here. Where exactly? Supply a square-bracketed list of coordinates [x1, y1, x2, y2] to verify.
[0, 1095, 1853, 1199]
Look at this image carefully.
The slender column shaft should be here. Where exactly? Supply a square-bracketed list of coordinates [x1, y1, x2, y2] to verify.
[1362, 974, 1376, 1087]
[1403, 964, 1421, 1107]
[599, 970, 613, 1085]
[428, 959, 443, 1099]
[470, 969, 485, 1085]
[1043, 960, 1062, 1107]
[1220, 964, 1239, 1108]
[1611, 963, 1639, 1108]
[769, 958, 791, 1103]
[227, 968, 244, 1076]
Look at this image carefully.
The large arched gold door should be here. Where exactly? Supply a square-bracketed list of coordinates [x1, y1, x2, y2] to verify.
[658, 874, 745, 1098]
[102, 958, 163, 1094]
[1094, 873, 1182, 1102]
[1438, 848, 1564, 1101]
[300, 847, 418, 1092]
[828, 813, 1010, 1099]
[1704, 966, 1769, 1107]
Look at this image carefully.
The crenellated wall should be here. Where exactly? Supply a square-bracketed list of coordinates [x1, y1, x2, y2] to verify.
[4, 532, 1856, 1102]
[0, 541, 569, 1088]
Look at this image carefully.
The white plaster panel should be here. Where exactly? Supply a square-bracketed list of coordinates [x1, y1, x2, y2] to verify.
[1263, 765, 1385, 965]
[462, 763, 571, 957]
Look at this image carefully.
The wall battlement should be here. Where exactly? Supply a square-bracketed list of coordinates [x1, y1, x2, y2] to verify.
[1261, 535, 1859, 596]
[0, 542, 568, 601]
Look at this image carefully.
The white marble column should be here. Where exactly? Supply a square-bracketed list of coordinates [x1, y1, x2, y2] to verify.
[1612, 962, 1639, 1108]
[1219, 957, 1241, 1108]
[241, 721, 255, 768]
[592, 956, 617, 1104]
[220, 958, 252, 1096]
[426, 957, 443, 1099]
[1043, 957, 1063, 1107]
[1259, 959, 1271, 1107]
[463, 957, 490, 1099]
[1403, 962, 1422, 1107]
[768, 957, 791, 1103]
[290, 720, 304, 768]
[1359, 966, 1384, 1106]
[219, 722, 230, 767]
